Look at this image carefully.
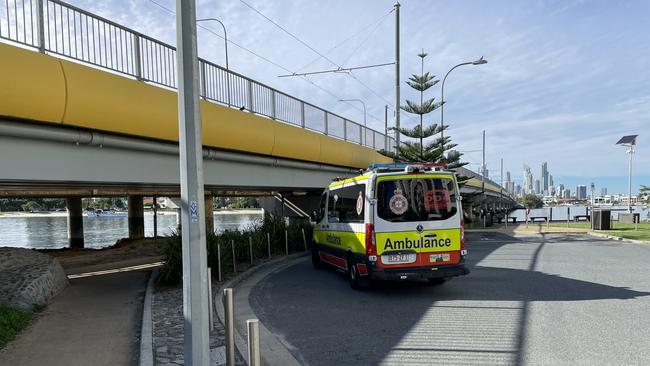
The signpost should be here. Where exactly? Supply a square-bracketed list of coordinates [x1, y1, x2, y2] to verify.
[176, 0, 210, 364]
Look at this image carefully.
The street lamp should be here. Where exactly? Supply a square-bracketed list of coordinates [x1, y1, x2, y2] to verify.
[338, 98, 367, 126]
[440, 56, 487, 142]
[616, 135, 638, 213]
[196, 18, 229, 69]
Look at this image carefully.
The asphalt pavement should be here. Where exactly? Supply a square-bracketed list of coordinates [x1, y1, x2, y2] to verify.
[249, 233, 650, 366]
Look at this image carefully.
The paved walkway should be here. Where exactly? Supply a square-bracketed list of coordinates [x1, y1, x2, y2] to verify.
[0, 270, 148, 366]
[153, 285, 244, 366]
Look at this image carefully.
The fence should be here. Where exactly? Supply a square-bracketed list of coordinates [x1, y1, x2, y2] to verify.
[0, 0, 396, 153]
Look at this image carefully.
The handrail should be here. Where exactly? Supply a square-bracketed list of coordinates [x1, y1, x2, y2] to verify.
[0, 0, 396, 153]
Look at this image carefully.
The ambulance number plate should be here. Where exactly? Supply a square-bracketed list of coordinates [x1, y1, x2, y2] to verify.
[382, 253, 416, 264]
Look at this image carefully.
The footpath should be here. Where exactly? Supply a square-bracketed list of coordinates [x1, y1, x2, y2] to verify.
[0, 269, 148, 366]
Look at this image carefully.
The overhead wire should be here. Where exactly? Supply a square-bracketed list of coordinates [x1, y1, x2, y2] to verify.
[239, 0, 396, 124]
[295, 9, 394, 72]
[145, 0, 378, 123]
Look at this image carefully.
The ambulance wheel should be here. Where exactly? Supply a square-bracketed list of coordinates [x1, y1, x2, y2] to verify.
[427, 278, 447, 286]
[347, 259, 369, 290]
[311, 246, 323, 269]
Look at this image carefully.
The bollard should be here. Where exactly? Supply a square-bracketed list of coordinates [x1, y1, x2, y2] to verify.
[247, 319, 261, 366]
[505, 213, 508, 228]
[546, 217, 549, 229]
[267, 232, 271, 259]
[217, 243, 222, 282]
[302, 228, 307, 251]
[223, 288, 235, 366]
[285, 229, 289, 255]
[208, 267, 213, 331]
[231, 240, 236, 273]
[249, 236, 254, 264]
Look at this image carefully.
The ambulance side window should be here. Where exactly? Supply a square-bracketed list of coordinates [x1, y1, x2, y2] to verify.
[327, 191, 340, 223]
[317, 192, 326, 222]
[327, 185, 365, 224]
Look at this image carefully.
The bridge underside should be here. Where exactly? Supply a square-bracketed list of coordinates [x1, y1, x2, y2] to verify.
[0, 119, 353, 198]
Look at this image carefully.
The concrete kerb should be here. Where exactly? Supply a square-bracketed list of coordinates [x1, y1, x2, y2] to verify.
[139, 268, 157, 366]
[586, 231, 650, 245]
[215, 253, 307, 366]
[467, 225, 650, 245]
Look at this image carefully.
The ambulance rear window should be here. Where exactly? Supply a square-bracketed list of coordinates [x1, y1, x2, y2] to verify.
[376, 176, 457, 222]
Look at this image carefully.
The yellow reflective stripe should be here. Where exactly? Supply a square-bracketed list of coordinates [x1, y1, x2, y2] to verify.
[313, 229, 366, 254]
[329, 174, 371, 188]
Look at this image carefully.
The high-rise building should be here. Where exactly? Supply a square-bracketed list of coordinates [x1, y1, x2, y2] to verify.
[563, 189, 571, 199]
[535, 179, 541, 195]
[506, 171, 511, 183]
[541, 162, 549, 192]
[523, 165, 533, 194]
[549, 174, 554, 189]
[601, 187, 608, 196]
[576, 185, 587, 200]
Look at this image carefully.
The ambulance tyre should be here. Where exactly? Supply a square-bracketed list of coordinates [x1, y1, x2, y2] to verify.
[311, 246, 323, 269]
[347, 257, 369, 290]
[427, 277, 447, 286]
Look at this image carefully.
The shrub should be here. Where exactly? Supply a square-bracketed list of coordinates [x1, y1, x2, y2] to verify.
[0, 305, 30, 348]
[156, 214, 313, 286]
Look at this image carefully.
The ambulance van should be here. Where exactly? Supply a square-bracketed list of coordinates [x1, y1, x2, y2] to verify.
[311, 163, 469, 289]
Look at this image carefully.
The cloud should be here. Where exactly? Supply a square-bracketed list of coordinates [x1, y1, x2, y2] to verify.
[62, 0, 650, 183]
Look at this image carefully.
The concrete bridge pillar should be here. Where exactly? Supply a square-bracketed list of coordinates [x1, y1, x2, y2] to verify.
[66, 197, 84, 248]
[128, 195, 145, 239]
[205, 195, 214, 235]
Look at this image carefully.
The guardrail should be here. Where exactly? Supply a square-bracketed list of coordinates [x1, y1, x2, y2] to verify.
[0, 0, 397, 153]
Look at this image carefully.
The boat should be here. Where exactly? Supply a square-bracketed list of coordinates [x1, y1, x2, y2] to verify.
[83, 209, 127, 217]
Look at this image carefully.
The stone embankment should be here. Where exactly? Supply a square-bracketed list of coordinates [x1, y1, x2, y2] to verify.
[0, 247, 68, 311]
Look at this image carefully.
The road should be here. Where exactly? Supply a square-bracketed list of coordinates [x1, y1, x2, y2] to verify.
[0, 270, 147, 366]
[250, 233, 650, 366]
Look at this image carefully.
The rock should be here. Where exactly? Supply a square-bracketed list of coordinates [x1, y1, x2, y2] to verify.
[0, 247, 68, 312]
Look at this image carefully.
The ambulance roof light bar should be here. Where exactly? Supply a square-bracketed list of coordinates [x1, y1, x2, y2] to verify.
[367, 163, 448, 173]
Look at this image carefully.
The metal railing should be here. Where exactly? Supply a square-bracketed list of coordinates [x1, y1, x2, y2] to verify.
[0, 0, 397, 153]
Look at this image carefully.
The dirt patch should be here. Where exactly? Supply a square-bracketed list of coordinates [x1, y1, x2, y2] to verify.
[38, 237, 167, 274]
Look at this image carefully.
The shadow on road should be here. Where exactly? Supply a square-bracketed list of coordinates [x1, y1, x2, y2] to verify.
[250, 232, 650, 366]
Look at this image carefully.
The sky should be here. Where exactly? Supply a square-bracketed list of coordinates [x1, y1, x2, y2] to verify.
[66, 0, 649, 194]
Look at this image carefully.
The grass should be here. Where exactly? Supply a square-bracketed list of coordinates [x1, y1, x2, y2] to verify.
[0, 305, 31, 348]
[550, 221, 650, 241]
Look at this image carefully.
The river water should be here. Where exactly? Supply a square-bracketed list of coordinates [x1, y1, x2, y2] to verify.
[0, 211, 264, 249]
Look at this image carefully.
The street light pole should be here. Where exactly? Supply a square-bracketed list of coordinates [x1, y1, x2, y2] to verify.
[627, 145, 635, 213]
[196, 18, 228, 69]
[338, 99, 366, 126]
[176, 0, 210, 364]
[440, 57, 487, 142]
[197, 17, 230, 106]
[482, 130, 486, 228]
[616, 135, 638, 214]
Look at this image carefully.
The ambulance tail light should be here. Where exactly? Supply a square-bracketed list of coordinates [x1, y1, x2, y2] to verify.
[365, 223, 376, 255]
[460, 218, 466, 251]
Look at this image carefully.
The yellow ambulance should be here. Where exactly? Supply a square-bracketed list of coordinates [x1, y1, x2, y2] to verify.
[311, 163, 469, 289]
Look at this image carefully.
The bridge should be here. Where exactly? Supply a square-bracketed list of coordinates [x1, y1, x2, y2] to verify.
[0, 0, 516, 247]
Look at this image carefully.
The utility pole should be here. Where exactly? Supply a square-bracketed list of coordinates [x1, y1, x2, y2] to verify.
[384, 105, 388, 151]
[482, 130, 486, 228]
[391, 0, 401, 153]
[500, 157, 504, 202]
[176, 0, 210, 364]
